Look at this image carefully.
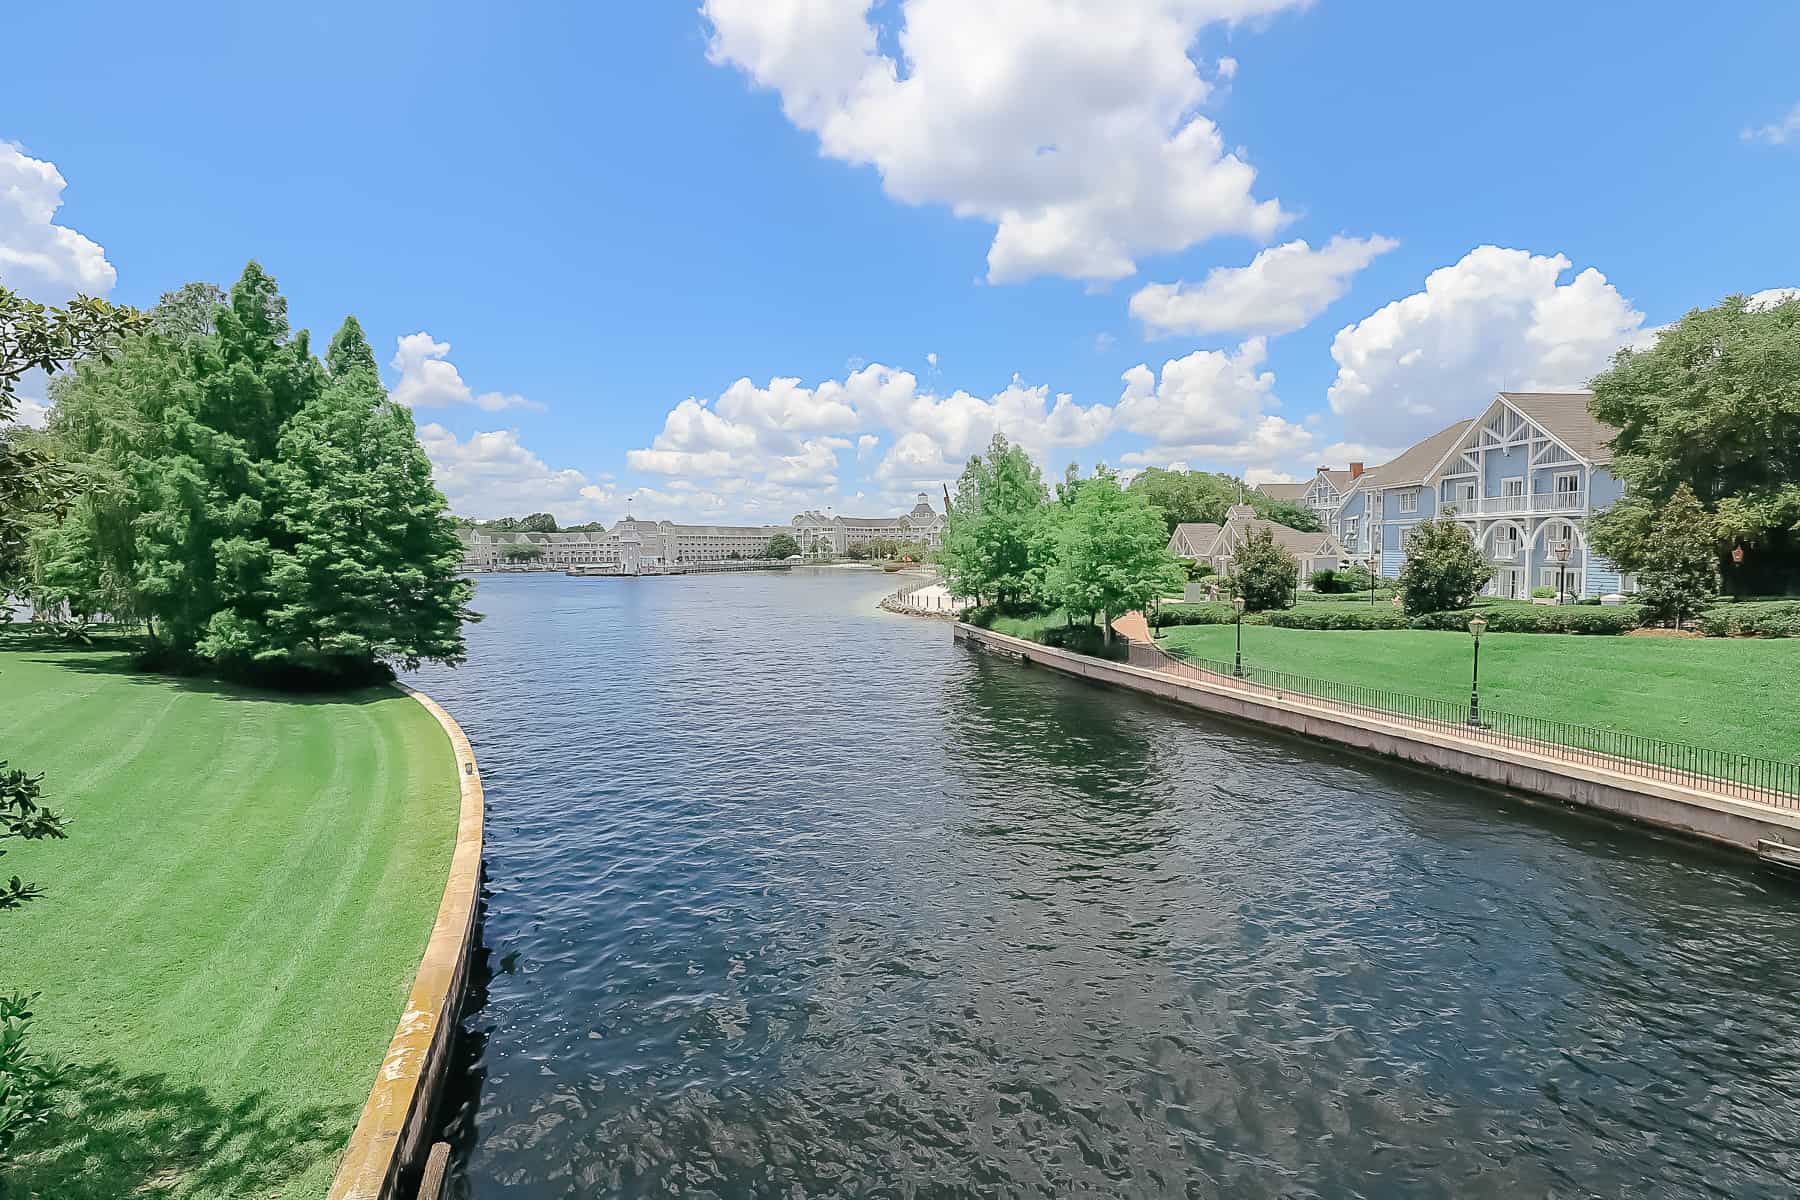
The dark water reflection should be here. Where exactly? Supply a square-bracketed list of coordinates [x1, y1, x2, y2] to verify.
[409, 572, 1800, 1198]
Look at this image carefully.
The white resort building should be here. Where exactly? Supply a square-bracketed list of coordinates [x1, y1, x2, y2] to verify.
[455, 493, 948, 572]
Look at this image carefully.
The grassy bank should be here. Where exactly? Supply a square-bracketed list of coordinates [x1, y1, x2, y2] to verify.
[0, 635, 460, 1199]
[1157, 623, 1800, 762]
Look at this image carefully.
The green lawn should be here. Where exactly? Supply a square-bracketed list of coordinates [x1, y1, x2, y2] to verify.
[1157, 623, 1800, 763]
[0, 635, 460, 1199]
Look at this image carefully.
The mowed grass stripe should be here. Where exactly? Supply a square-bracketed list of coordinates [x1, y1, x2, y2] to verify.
[1156, 624, 1800, 763]
[229, 705, 455, 1106]
[0, 640, 460, 1200]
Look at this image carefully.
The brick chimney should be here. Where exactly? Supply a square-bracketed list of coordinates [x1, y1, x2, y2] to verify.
[1349, 461, 1364, 479]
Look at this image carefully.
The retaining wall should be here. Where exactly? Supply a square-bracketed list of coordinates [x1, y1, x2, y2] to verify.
[326, 684, 485, 1200]
[954, 623, 1800, 854]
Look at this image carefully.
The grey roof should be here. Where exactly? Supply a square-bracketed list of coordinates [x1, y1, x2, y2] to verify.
[1226, 513, 1344, 558]
[1320, 469, 1354, 491]
[1168, 522, 1223, 556]
[1364, 419, 1475, 488]
[1255, 481, 1308, 502]
[1500, 391, 1618, 464]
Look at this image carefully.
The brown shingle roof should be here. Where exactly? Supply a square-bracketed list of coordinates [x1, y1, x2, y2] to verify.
[1168, 522, 1223, 557]
[1255, 481, 1308, 502]
[1364, 419, 1475, 487]
[1500, 392, 1619, 464]
[1228, 516, 1343, 558]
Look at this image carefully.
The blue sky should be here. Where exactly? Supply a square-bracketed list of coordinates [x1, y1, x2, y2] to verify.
[4, 1, 1798, 523]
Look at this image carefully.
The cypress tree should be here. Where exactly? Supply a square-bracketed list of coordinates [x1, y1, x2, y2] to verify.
[263, 316, 476, 678]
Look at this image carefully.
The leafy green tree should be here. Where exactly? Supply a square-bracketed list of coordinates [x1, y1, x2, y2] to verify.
[766, 532, 799, 559]
[254, 317, 477, 676]
[1231, 527, 1298, 612]
[31, 267, 476, 680]
[0, 289, 142, 597]
[1397, 519, 1492, 615]
[942, 432, 1054, 609]
[845, 541, 869, 560]
[498, 543, 542, 562]
[1125, 467, 1322, 534]
[1590, 292, 1800, 587]
[1046, 469, 1181, 639]
[0, 764, 69, 1160]
[1631, 484, 1720, 626]
[518, 512, 558, 533]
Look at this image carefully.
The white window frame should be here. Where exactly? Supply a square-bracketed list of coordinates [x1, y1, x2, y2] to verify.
[1553, 470, 1581, 497]
[1501, 476, 1526, 498]
[1398, 490, 1418, 514]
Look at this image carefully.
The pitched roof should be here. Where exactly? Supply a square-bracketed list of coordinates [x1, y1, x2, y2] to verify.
[1168, 522, 1223, 556]
[1500, 391, 1618, 464]
[1225, 513, 1344, 558]
[1321, 469, 1354, 491]
[1364, 419, 1475, 487]
[1255, 481, 1307, 502]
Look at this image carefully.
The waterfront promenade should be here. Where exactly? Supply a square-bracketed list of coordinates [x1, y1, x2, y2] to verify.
[952, 615, 1800, 857]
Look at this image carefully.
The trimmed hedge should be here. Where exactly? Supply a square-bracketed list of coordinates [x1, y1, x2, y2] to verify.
[1409, 605, 1644, 634]
[1699, 601, 1800, 638]
[1152, 602, 1235, 628]
[1264, 607, 1413, 630]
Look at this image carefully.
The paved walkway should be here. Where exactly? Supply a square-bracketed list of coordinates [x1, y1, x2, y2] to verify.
[1111, 611, 1152, 643]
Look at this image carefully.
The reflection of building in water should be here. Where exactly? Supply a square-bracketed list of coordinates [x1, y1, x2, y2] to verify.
[455, 493, 948, 572]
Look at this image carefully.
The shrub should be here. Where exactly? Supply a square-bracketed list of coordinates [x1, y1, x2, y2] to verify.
[1310, 568, 1340, 594]
[1698, 601, 1800, 638]
[1234, 528, 1298, 612]
[1530, 586, 1555, 599]
[1261, 607, 1412, 631]
[1184, 560, 1216, 581]
[1397, 521, 1492, 615]
[1040, 622, 1128, 660]
[1151, 602, 1234, 628]
[1409, 606, 1643, 634]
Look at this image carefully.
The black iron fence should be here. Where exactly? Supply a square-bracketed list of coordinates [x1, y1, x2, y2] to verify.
[1127, 640, 1800, 809]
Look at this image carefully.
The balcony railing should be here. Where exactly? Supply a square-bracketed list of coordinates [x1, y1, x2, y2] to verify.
[1449, 489, 1586, 518]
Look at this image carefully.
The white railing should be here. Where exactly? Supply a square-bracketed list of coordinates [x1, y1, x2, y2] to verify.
[1452, 490, 1586, 518]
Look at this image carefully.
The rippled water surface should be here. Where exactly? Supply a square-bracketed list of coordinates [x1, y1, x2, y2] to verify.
[409, 572, 1800, 1198]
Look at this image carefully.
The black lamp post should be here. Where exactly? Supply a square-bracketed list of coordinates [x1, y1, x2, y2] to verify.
[1553, 538, 1571, 604]
[1233, 595, 1247, 677]
[1366, 554, 1379, 606]
[1466, 614, 1487, 727]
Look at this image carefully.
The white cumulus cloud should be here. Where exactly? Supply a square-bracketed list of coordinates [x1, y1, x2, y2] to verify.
[1748, 287, 1800, 311]
[701, 0, 1301, 284]
[1325, 246, 1644, 447]
[1130, 234, 1397, 337]
[390, 333, 544, 412]
[418, 424, 614, 520]
[1108, 340, 1310, 467]
[0, 141, 115, 303]
[1741, 102, 1800, 146]
[628, 361, 1116, 503]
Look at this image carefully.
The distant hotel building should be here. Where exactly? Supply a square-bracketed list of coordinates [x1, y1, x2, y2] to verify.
[455, 493, 948, 572]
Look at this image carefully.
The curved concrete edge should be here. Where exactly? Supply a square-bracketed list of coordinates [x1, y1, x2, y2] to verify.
[955, 622, 1800, 854]
[326, 683, 485, 1200]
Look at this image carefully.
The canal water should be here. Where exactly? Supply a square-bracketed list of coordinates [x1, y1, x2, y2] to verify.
[408, 571, 1800, 1198]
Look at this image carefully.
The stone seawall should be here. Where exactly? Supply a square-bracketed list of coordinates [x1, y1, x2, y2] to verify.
[954, 622, 1800, 856]
[326, 685, 485, 1200]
